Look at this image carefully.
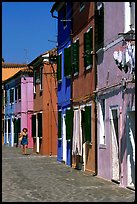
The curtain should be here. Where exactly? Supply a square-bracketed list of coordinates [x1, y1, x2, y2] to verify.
[72, 109, 82, 156]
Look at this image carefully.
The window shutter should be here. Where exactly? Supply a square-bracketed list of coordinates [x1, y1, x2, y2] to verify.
[85, 106, 91, 142]
[14, 120, 18, 143]
[95, 4, 104, 51]
[64, 46, 71, 77]
[38, 113, 42, 137]
[84, 28, 93, 68]
[32, 115, 36, 137]
[15, 87, 17, 101]
[65, 109, 73, 140]
[18, 84, 21, 100]
[72, 40, 79, 74]
[58, 111, 62, 138]
[57, 54, 62, 81]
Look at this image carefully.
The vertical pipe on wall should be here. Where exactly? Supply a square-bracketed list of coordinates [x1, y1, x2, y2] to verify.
[93, 2, 98, 175]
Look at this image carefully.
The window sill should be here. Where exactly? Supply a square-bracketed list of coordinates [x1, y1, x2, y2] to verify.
[65, 75, 71, 78]
[85, 64, 92, 71]
[58, 80, 62, 83]
[58, 138, 62, 140]
[99, 144, 106, 149]
[73, 72, 79, 77]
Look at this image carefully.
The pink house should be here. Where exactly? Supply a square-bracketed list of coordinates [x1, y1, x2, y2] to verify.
[4, 67, 34, 148]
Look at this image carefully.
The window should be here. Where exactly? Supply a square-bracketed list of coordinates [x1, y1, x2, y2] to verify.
[18, 84, 21, 100]
[32, 115, 36, 138]
[15, 86, 17, 101]
[38, 113, 42, 137]
[64, 46, 72, 77]
[65, 109, 73, 140]
[85, 106, 91, 142]
[34, 70, 36, 93]
[84, 27, 93, 70]
[58, 111, 62, 138]
[130, 2, 135, 30]
[10, 88, 14, 104]
[124, 2, 135, 33]
[5, 90, 7, 105]
[80, 2, 85, 12]
[99, 99, 105, 145]
[72, 40, 79, 75]
[95, 2, 104, 51]
[8, 119, 11, 133]
[57, 54, 62, 81]
[40, 66, 43, 90]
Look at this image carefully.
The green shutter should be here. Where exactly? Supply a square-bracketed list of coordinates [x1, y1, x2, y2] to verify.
[14, 120, 18, 143]
[58, 111, 62, 138]
[32, 115, 36, 137]
[95, 4, 104, 51]
[57, 54, 62, 81]
[85, 106, 91, 142]
[65, 109, 73, 140]
[72, 40, 79, 74]
[38, 113, 42, 137]
[84, 28, 93, 68]
[64, 46, 71, 77]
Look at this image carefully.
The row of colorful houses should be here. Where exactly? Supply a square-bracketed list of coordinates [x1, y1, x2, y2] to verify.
[2, 2, 135, 190]
[50, 2, 135, 190]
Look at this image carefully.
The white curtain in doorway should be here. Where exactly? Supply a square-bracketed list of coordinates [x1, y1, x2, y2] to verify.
[72, 109, 82, 156]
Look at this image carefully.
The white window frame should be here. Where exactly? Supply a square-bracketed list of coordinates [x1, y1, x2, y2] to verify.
[40, 65, 43, 91]
[34, 70, 36, 94]
[58, 52, 62, 83]
[99, 99, 106, 145]
[124, 2, 135, 33]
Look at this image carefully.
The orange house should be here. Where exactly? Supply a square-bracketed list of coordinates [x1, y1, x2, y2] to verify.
[28, 48, 58, 156]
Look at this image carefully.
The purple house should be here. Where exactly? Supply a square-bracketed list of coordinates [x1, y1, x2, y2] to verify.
[4, 67, 34, 148]
[96, 2, 135, 189]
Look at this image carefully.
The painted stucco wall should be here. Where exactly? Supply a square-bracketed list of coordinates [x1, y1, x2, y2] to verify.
[97, 2, 135, 188]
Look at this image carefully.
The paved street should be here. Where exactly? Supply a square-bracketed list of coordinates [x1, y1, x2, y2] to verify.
[2, 145, 135, 202]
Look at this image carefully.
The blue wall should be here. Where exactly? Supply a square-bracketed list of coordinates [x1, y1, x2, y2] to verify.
[57, 2, 72, 166]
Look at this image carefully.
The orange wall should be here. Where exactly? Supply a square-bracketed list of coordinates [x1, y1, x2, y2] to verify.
[34, 62, 57, 156]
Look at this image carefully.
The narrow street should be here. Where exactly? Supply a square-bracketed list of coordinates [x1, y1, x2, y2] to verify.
[2, 146, 135, 202]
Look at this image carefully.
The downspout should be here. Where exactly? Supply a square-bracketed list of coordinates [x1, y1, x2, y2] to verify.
[93, 2, 98, 176]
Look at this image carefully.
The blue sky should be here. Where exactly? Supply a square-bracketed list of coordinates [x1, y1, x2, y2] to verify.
[2, 2, 57, 64]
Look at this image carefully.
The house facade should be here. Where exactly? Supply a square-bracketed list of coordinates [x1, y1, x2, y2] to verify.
[71, 2, 97, 173]
[3, 67, 34, 148]
[28, 49, 57, 156]
[2, 62, 27, 145]
[96, 2, 135, 189]
[51, 2, 73, 166]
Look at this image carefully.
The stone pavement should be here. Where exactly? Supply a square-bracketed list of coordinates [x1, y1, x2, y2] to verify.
[2, 145, 135, 202]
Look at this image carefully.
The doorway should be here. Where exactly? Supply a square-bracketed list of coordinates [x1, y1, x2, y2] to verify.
[110, 107, 120, 182]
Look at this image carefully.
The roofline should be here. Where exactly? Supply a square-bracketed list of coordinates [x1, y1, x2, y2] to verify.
[2, 63, 27, 68]
[50, 2, 65, 13]
[28, 48, 57, 67]
[3, 68, 33, 84]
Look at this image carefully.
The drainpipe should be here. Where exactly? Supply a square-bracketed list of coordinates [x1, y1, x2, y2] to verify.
[93, 2, 98, 176]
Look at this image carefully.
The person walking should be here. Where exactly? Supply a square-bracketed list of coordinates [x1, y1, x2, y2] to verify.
[19, 128, 28, 155]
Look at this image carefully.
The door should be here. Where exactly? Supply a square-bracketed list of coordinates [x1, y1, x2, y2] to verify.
[127, 111, 135, 188]
[62, 114, 67, 163]
[110, 108, 120, 182]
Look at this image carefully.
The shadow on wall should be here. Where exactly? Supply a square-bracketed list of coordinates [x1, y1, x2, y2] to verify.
[120, 88, 135, 186]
